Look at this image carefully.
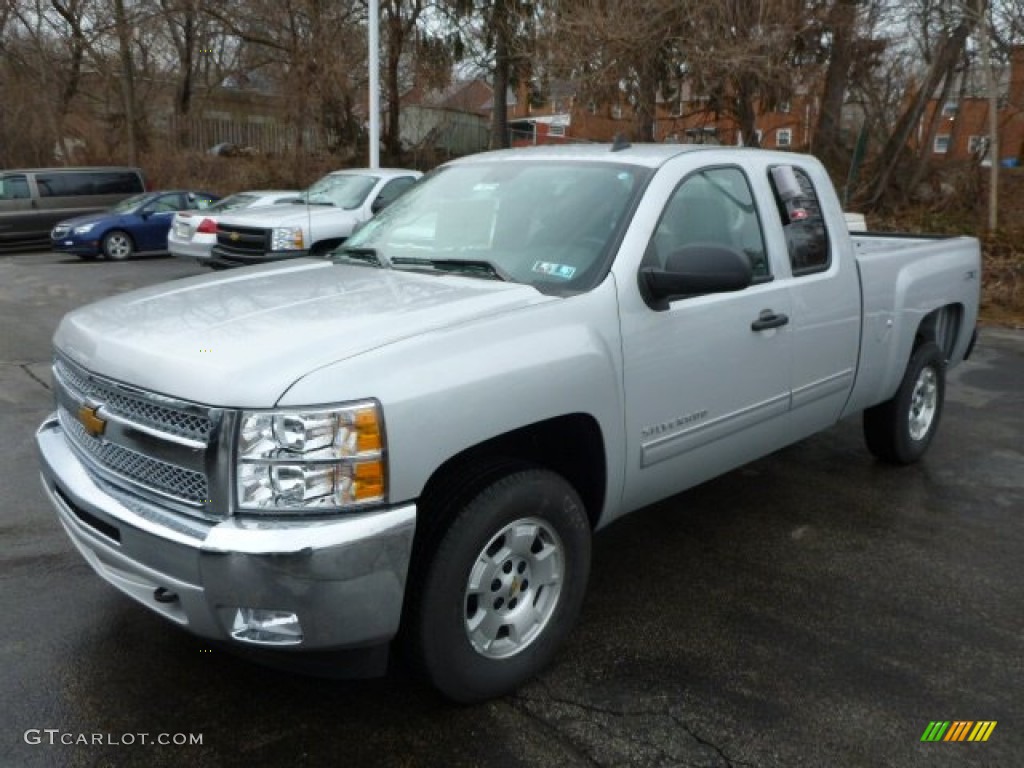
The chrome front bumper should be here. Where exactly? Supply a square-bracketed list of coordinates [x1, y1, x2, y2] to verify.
[36, 413, 416, 651]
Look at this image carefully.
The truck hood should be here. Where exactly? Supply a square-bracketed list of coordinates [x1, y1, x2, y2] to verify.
[54, 260, 554, 406]
[218, 203, 358, 228]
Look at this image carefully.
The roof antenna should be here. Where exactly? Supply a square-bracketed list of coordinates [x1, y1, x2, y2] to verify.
[611, 133, 631, 152]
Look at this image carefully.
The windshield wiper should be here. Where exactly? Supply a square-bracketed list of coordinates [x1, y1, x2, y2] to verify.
[391, 257, 510, 281]
[333, 246, 384, 267]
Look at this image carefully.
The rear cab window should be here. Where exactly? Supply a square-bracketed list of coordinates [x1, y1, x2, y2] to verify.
[768, 166, 830, 276]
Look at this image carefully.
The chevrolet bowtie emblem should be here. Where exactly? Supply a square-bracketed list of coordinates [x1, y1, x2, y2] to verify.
[78, 405, 106, 438]
[230, 232, 240, 241]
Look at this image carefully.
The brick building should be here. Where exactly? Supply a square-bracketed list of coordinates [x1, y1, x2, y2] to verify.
[917, 46, 1024, 165]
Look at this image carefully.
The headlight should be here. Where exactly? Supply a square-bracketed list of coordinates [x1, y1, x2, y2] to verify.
[270, 226, 304, 251]
[73, 224, 95, 234]
[236, 401, 385, 513]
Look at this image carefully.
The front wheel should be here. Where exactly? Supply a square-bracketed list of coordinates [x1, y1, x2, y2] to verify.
[863, 341, 946, 464]
[101, 230, 134, 260]
[408, 466, 591, 703]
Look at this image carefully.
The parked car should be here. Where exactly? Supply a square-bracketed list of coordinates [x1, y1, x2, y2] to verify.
[51, 190, 220, 260]
[208, 168, 420, 268]
[169, 190, 300, 264]
[0, 167, 144, 249]
[37, 145, 979, 703]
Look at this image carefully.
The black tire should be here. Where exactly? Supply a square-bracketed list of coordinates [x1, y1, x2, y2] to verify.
[101, 230, 134, 261]
[407, 465, 591, 703]
[863, 341, 946, 464]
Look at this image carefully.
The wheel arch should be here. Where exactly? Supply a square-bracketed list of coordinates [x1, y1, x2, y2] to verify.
[417, 413, 608, 532]
[914, 303, 963, 361]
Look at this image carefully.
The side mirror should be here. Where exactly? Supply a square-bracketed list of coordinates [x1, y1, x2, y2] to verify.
[371, 197, 388, 214]
[640, 244, 752, 309]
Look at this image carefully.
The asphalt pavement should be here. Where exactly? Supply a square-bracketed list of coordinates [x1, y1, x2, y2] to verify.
[1, 251, 1021, 767]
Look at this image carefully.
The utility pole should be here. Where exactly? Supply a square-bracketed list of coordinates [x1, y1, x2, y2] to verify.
[369, 0, 380, 168]
[977, 0, 999, 232]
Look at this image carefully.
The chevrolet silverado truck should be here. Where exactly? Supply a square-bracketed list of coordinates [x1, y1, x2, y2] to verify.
[37, 144, 980, 703]
[207, 167, 420, 268]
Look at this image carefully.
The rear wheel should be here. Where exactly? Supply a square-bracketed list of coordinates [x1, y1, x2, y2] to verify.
[863, 341, 946, 464]
[101, 230, 134, 261]
[407, 465, 591, 703]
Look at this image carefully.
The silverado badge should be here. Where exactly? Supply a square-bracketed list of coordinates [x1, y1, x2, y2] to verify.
[77, 405, 106, 438]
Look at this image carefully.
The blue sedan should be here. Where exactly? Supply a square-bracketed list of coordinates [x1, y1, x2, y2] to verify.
[51, 190, 220, 260]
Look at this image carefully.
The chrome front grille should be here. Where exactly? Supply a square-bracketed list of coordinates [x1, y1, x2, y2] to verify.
[54, 357, 211, 442]
[58, 406, 210, 504]
[53, 355, 225, 517]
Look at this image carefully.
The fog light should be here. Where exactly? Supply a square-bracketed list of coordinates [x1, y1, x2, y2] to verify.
[230, 608, 303, 645]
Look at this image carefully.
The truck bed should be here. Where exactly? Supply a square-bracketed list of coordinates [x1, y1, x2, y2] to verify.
[842, 232, 981, 416]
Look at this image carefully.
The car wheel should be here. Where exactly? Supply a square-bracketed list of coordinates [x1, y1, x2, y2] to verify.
[101, 230, 134, 261]
[863, 341, 946, 464]
[407, 464, 591, 703]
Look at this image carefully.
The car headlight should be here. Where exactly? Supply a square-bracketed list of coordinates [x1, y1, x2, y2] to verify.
[270, 226, 305, 251]
[73, 224, 95, 234]
[236, 401, 385, 513]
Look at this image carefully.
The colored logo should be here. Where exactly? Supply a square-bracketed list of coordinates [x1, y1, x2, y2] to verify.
[77, 405, 106, 438]
[920, 721, 997, 742]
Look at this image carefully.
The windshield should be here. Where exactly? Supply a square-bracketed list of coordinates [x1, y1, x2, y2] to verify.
[302, 174, 378, 209]
[110, 193, 150, 214]
[209, 193, 259, 212]
[342, 161, 650, 294]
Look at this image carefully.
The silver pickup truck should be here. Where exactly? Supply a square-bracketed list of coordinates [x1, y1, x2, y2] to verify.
[37, 145, 980, 703]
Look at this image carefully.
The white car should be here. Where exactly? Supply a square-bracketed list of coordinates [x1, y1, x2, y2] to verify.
[169, 189, 299, 263]
[209, 169, 421, 267]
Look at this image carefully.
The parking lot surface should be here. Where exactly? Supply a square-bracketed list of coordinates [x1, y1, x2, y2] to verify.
[2, 251, 1022, 767]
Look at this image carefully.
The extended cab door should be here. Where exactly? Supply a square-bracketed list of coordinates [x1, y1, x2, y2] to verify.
[617, 164, 795, 514]
[766, 162, 861, 437]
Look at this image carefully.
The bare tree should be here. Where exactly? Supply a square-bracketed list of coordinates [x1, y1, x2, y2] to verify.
[814, 0, 859, 168]
[549, 0, 684, 142]
[381, 0, 429, 159]
[861, 15, 974, 208]
[443, 0, 541, 148]
[206, 0, 365, 155]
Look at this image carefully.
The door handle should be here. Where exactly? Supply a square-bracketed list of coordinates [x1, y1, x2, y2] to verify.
[751, 310, 789, 331]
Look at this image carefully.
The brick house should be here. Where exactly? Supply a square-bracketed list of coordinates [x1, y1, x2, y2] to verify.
[501, 78, 818, 150]
[917, 46, 1024, 165]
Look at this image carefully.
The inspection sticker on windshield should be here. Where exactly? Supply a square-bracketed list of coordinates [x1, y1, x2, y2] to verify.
[532, 261, 576, 279]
